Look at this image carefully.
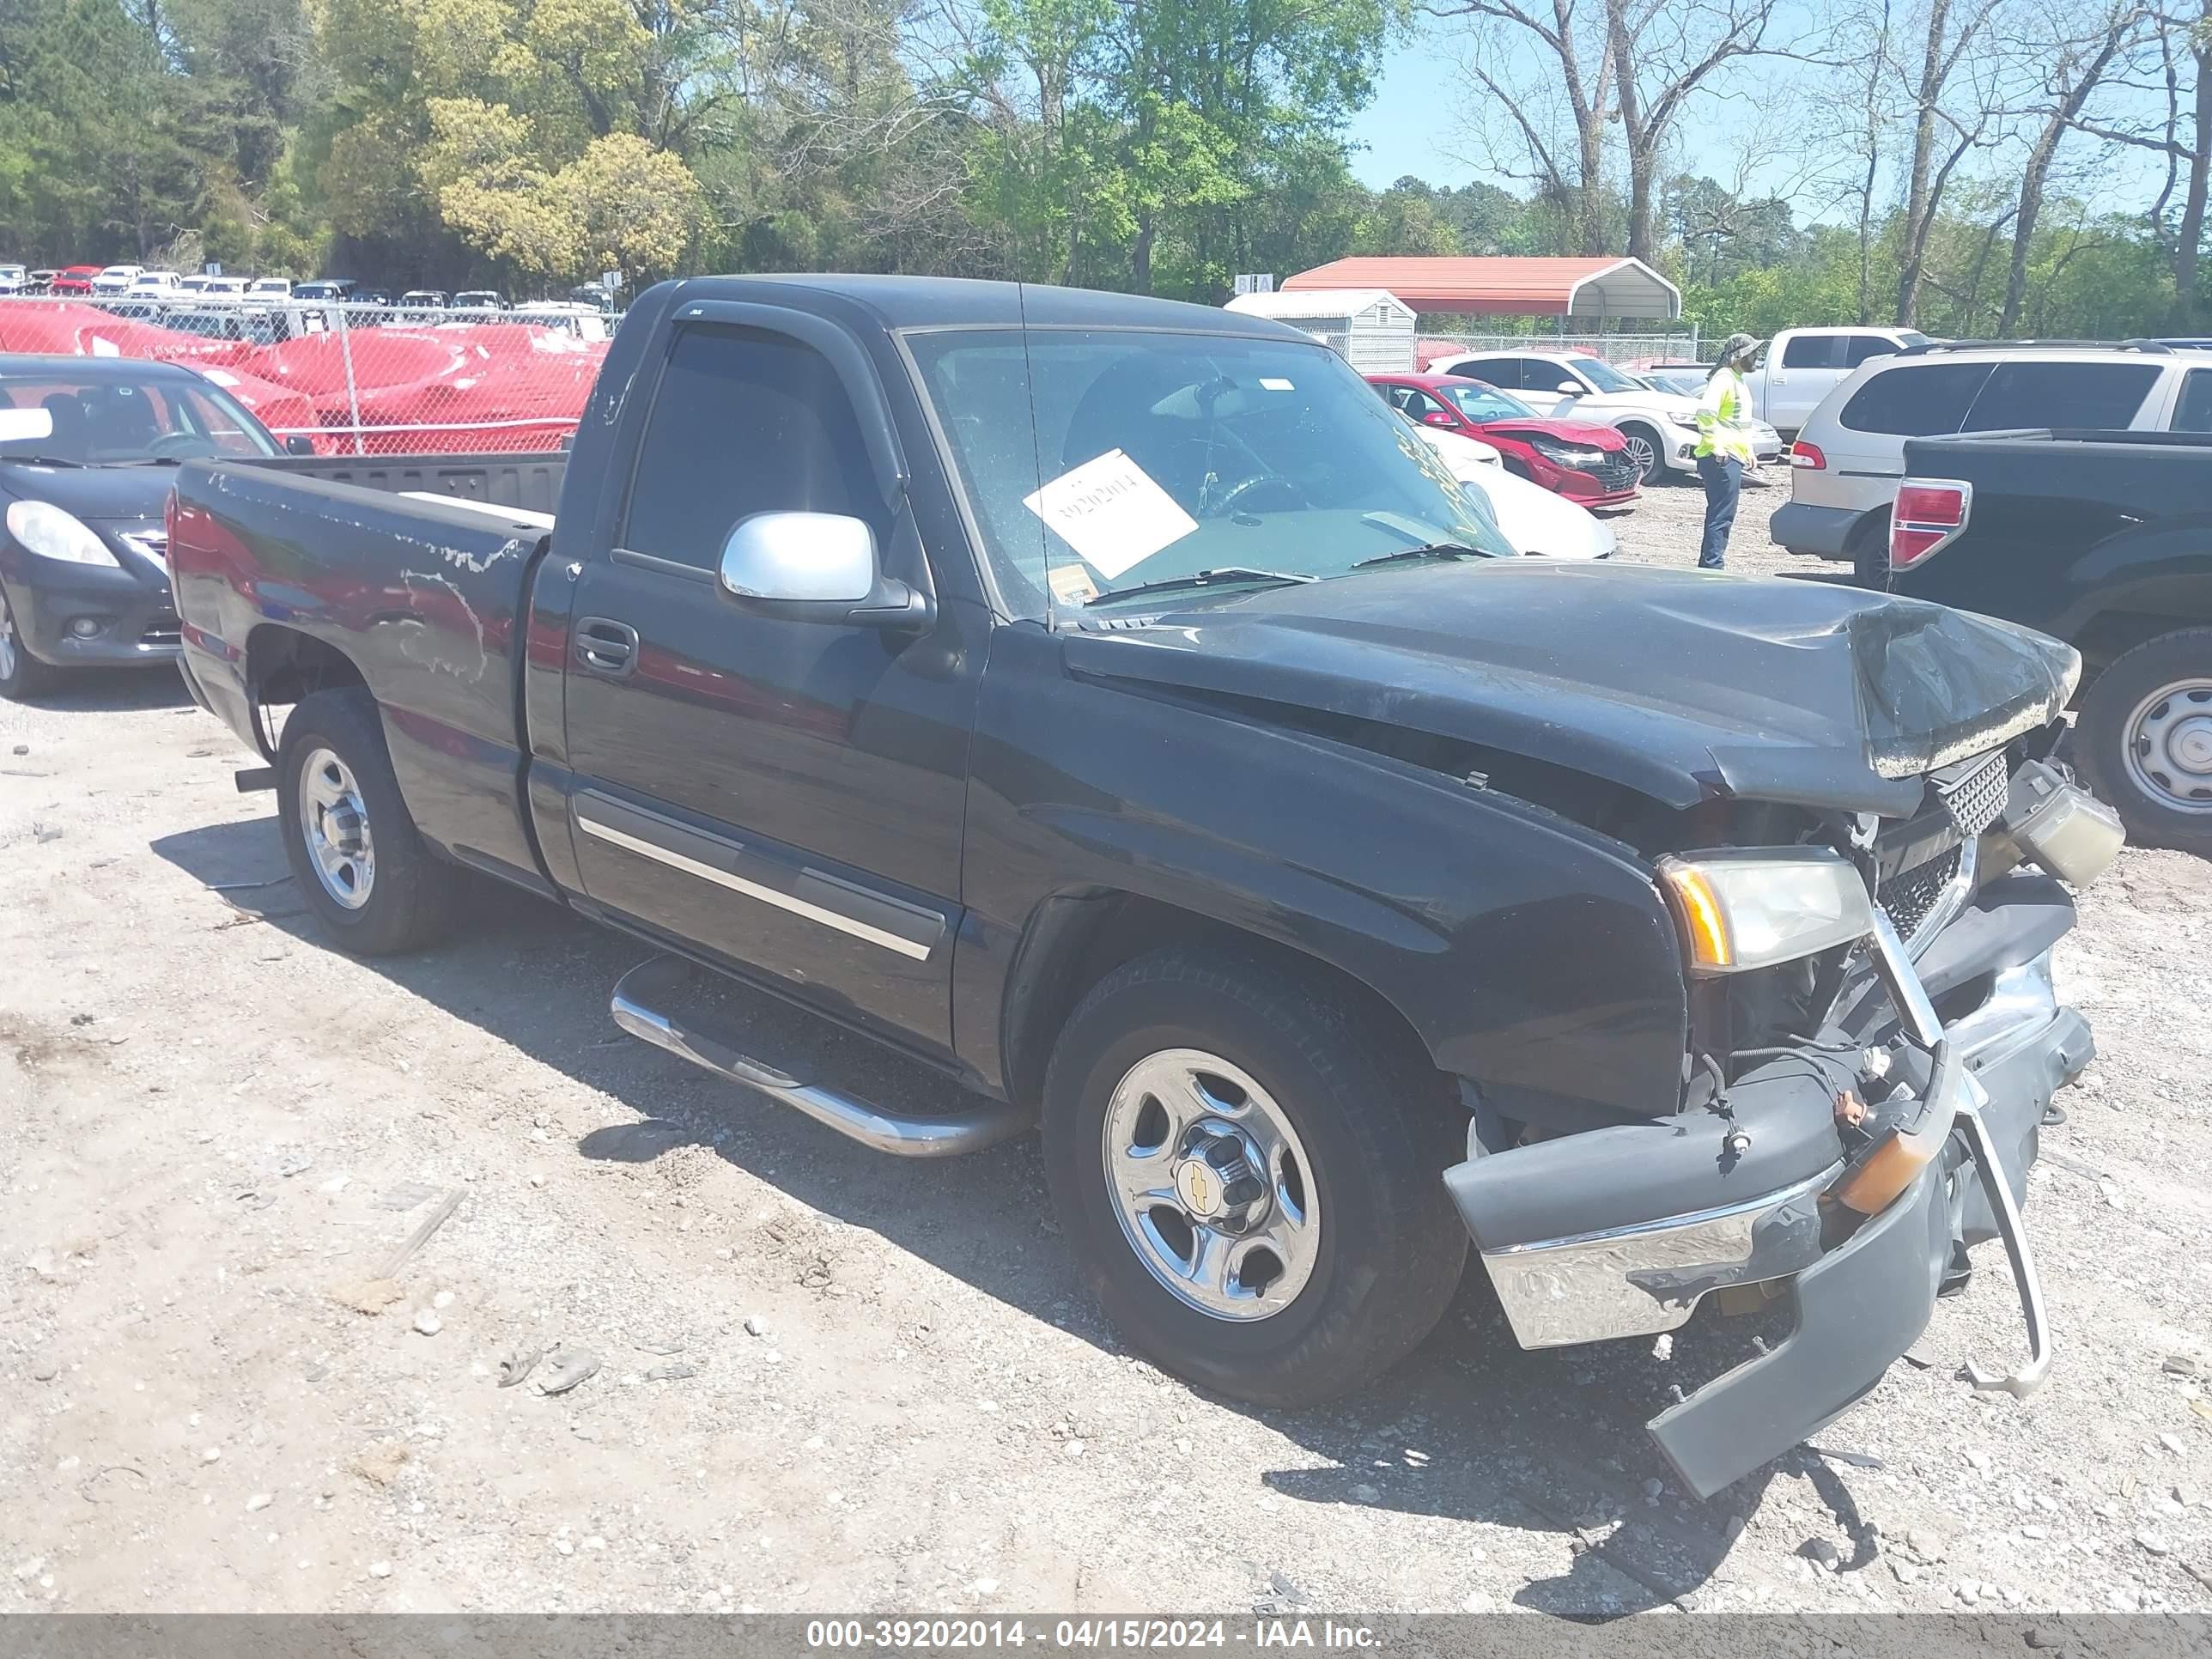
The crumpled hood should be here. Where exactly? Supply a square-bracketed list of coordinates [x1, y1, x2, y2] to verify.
[1060, 562, 2081, 816]
[1476, 416, 1626, 450]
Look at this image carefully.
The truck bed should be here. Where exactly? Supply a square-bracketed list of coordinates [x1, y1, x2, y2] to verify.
[170, 459, 561, 890]
[1894, 428, 2212, 635]
[244, 451, 568, 517]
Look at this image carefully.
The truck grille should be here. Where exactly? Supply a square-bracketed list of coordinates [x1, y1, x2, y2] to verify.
[1937, 750, 2007, 840]
[1878, 844, 1963, 939]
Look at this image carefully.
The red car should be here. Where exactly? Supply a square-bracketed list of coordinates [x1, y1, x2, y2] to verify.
[47, 265, 101, 296]
[1368, 372, 1641, 507]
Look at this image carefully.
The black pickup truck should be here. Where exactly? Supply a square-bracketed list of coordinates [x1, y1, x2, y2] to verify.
[172, 275, 2118, 1498]
[1886, 428, 2212, 853]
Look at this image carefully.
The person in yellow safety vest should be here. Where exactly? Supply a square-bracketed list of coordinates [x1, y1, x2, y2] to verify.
[1693, 332, 1761, 570]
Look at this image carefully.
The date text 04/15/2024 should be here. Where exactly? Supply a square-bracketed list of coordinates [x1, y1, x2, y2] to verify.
[802, 1620, 1382, 1650]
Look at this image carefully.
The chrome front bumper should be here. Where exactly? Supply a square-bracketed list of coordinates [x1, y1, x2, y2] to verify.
[1479, 1164, 1837, 1350]
[1450, 915, 2088, 1497]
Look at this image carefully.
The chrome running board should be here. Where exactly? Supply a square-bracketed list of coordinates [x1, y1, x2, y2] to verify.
[609, 955, 1028, 1158]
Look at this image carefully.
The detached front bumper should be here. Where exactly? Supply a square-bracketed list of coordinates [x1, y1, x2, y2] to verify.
[1445, 874, 2093, 1499]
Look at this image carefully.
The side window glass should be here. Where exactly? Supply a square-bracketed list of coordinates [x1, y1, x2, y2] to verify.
[1961, 362, 2160, 431]
[1780, 335, 1837, 368]
[2172, 368, 2212, 432]
[1463, 357, 1521, 389]
[1401, 389, 1444, 418]
[1843, 334, 1898, 368]
[1838, 363, 1993, 436]
[622, 324, 884, 569]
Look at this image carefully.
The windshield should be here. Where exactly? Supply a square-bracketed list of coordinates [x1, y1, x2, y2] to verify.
[0, 373, 278, 463]
[1443, 381, 1538, 422]
[1565, 356, 1638, 393]
[908, 327, 1513, 618]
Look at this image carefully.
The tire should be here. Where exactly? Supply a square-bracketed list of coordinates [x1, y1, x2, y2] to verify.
[2075, 628, 2212, 854]
[1042, 946, 1468, 1408]
[1617, 422, 1667, 485]
[1847, 511, 1892, 589]
[0, 580, 53, 700]
[275, 686, 459, 953]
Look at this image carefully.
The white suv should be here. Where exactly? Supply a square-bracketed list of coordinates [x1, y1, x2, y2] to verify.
[1428, 347, 1781, 483]
[1775, 342, 2205, 575]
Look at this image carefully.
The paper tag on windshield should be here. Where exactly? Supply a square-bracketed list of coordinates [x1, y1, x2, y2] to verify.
[1022, 448, 1196, 580]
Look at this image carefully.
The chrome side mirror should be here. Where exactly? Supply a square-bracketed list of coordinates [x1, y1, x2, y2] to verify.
[719, 511, 878, 603]
[715, 510, 934, 632]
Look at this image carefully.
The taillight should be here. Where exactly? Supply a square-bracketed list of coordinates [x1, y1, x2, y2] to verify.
[1789, 441, 1825, 469]
[1889, 478, 1971, 569]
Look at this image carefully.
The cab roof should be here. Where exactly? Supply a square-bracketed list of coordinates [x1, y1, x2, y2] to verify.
[665, 273, 1302, 342]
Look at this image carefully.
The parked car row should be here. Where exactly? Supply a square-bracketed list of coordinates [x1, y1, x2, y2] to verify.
[1419, 344, 1783, 483]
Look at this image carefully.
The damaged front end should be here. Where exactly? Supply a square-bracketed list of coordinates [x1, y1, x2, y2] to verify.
[1443, 733, 2121, 1500]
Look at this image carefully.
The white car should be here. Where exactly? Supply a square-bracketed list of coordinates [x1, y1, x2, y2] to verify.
[1742, 326, 1928, 435]
[1413, 423, 1616, 561]
[246, 277, 293, 301]
[194, 277, 250, 303]
[125, 270, 185, 295]
[0, 264, 25, 294]
[1427, 347, 1781, 483]
[91, 264, 143, 295]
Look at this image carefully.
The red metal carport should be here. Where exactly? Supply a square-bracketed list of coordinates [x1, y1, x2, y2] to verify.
[1281, 257, 1680, 320]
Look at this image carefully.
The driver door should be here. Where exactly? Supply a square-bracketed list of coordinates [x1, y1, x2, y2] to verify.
[561, 315, 979, 1057]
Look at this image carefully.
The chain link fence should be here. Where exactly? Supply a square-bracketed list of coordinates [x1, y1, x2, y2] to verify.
[1419, 329, 1703, 365]
[0, 295, 615, 453]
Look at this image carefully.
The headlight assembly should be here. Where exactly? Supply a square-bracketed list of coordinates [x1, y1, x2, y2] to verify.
[6, 500, 118, 567]
[1656, 848, 1875, 975]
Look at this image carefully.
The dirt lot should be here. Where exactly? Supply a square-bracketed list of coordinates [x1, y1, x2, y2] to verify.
[3, 482, 2210, 1618]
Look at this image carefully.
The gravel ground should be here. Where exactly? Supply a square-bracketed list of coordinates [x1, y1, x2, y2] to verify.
[3, 476, 2210, 1618]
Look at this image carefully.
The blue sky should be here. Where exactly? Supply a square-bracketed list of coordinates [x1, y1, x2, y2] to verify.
[1346, 37, 1460, 190]
[1344, 19, 2171, 224]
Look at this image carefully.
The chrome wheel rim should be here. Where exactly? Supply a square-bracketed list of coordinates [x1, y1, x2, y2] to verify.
[297, 746, 376, 908]
[0, 590, 17, 683]
[1620, 430, 1657, 477]
[1099, 1048, 1321, 1322]
[2124, 678, 2212, 814]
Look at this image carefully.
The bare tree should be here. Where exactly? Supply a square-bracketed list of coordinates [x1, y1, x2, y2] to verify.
[2077, 0, 2210, 327]
[1601, 0, 1790, 260]
[1892, 0, 2014, 324]
[1998, 0, 2149, 331]
[1431, 0, 1615, 254]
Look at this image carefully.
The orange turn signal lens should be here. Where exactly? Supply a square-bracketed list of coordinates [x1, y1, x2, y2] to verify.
[1834, 1119, 1946, 1215]
[1658, 862, 1733, 970]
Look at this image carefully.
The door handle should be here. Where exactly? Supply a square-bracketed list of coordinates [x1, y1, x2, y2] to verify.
[575, 617, 640, 676]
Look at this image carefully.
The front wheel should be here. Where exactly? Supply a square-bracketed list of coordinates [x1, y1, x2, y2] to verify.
[1042, 947, 1468, 1408]
[1617, 423, 1666, 484]
[2077, 629, 2212, 854]
[276, 687, 459, 953]
[0, 581, 53, 699]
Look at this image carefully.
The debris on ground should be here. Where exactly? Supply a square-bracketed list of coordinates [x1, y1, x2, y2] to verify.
[535, 1346, 600, 1395]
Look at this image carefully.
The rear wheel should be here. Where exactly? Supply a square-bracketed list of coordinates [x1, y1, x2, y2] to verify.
[2077, 629, 2212, 854]
[276, 687, 459, 953]
[1847, 511, 1892, 588]
[1042, 947, 1467, 1407]
[0, 582, 53, 699]
[1618, 423, 1665, 484]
